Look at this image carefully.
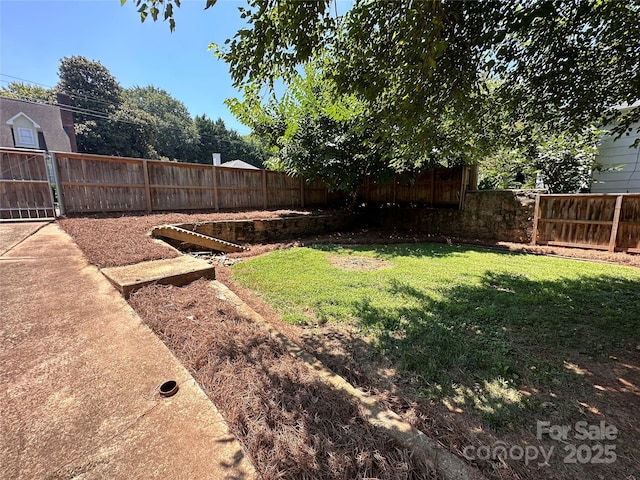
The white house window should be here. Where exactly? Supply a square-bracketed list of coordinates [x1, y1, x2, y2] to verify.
[6, 112, 42, 149]
[17, 127, 37, 147]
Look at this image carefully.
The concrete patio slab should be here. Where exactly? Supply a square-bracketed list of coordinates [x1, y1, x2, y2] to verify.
[0, 223, 254, 480]
[101, 256, 215, 298]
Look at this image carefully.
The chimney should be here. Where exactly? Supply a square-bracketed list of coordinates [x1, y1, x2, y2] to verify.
[212, 153, 221, 166]
[57, 92, 78, 152]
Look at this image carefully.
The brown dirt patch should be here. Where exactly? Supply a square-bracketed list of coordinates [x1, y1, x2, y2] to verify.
[329, 255, 393, 271]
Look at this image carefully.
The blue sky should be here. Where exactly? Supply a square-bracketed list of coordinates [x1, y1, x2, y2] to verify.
[0, 0, 256, 134]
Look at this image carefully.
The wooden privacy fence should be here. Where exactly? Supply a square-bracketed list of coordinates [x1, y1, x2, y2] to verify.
[52, 151, 329, 214]
[532, 193, 640, 253]
[1, 148, 473, 217]
[1, 149, 55, 220]
[362, 166, 472, 208]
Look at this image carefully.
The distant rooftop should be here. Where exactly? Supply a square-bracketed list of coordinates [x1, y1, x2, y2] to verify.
[220, 159, 260, 170]
[615, 100, 640, 112]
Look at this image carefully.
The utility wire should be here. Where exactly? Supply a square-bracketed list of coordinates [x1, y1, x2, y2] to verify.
[1, 74, 253, 135]
[1, 94, 145, 126]
[1, 74, 123, 110]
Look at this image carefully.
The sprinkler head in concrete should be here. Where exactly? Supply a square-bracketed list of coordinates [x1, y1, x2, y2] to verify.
[159, 380, 179, 397]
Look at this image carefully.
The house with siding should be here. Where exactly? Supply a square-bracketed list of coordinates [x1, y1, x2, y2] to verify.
[591, 103, 640, 193]
[0, 95, 77, 152]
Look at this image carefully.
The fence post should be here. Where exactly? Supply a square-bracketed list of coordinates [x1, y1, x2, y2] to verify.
[393, 174, 398, 204]
[531, 194, 542, 245]
[458, 166, 468, 211]
[262, 170, 268, 209]
[212, 164, 219, 211]
[300, 176, 305, 208]
[608, 195, 623, 252]
[142, 159, 152, 212]
[430, 169, 435, 207]
[49, 152, 65, 216]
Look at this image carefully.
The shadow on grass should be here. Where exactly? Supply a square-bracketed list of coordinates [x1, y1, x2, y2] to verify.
[311, 242, 489, 259]
[350, 270, 640, 430]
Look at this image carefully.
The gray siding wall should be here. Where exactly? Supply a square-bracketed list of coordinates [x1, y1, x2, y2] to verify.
[592, 122, 640, 193]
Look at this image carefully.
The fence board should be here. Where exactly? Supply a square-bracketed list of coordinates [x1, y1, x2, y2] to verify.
[265, 170, 302, 208]
[0, 150, 54, 220]
[533, 193, 640, 252]
[305, 178, 330, 206]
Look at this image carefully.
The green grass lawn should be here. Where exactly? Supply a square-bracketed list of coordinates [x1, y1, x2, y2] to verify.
[231, 244, 640, 430]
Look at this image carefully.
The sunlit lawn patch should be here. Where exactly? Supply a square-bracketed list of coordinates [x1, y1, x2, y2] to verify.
[231, 243, 640, 429]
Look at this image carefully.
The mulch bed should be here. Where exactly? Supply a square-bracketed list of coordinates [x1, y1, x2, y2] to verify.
[129, 280, 436, 480]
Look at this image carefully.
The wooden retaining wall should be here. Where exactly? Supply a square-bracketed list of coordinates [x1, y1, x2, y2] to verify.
[532, 194, 640, 253]
[0, 149, 55, 220]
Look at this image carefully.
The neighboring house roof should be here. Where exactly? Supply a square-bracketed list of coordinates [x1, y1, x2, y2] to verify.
[614, 100, 640, 113]
[220, 159, 260, 170]
[0, 96, 77, 152]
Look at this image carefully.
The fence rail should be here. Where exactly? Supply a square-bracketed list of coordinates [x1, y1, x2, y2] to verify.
[532, 193, 640, 253]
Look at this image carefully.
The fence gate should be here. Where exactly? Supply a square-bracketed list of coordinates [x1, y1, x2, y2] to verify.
[0, 149, 55, 221]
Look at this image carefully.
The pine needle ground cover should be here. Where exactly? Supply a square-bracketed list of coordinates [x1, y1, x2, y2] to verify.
[231, 244, 640, 477]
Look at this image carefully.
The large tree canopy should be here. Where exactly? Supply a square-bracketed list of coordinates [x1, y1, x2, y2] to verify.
[0, 82, 55, 103]
[228, 62, 390, 191]
[123, 85, 199, 160]
[54, 55, 265, 162]
[129, 0, 639, 147]
[57, 56, 159, 157]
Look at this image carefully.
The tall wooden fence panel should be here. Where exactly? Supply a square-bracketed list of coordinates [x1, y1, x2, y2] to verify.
[266, 170, 304, 208]
[532, 193, 640, 253]
[148, 160, 216, 210]
[56, 153, 147, 212]
[216, 167, 264, 210]
[305, 178, 330, 206]
[363, 166, 466, 208]
[50, 152, 333, 213]
[0, 149, 55, 220]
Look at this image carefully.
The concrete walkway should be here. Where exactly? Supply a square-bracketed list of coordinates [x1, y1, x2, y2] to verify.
[0, 223, 255, 479]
